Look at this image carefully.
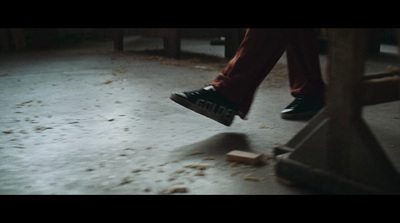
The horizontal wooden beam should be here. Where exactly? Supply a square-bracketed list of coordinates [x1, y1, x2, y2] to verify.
[362, 72, 400, 105]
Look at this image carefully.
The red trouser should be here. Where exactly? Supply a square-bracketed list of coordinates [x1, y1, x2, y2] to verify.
[210, 28, 326, 119]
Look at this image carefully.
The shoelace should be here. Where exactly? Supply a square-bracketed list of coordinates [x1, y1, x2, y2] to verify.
[185, 88, 214, 97]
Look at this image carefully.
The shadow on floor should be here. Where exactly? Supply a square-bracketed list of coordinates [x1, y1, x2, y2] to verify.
[170, 132, 255, 159]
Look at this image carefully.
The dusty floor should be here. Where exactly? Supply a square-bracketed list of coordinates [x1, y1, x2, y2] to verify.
[0, 36, 399, 194]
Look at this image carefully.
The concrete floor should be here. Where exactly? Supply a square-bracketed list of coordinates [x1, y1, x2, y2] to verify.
[0, 35, 399, 194]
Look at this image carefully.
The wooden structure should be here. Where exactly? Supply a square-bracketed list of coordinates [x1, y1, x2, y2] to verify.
[274, 29, 400, 194]
[0, 29, 26, 51]
[111, 28, 245, 59]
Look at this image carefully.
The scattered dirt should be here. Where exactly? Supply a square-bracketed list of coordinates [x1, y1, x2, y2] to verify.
[112, 69, 128, 76]
[184, 164, 208, 170]
[194, 171, 205, 176]
[102, 79, 120, 85]
[244, 175, 262, 182]
[188, 151, 205, 156]
[143, 187, 151, 192]
[162, 187, 189, 194]
[34, 126, 53, 132]
[15, 100, 34, 107]
[119, 177, 133, 186]
[132, 169, 143, 173]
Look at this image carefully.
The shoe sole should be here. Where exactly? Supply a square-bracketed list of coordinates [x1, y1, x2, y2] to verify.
[170, 93, 234, 126]
[281, 110, 318, 120]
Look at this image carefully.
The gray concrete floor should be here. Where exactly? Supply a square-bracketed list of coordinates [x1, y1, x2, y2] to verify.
[0, 35, 399, 194]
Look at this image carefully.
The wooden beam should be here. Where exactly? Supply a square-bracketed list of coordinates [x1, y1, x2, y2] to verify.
[363, 76, 400, 105]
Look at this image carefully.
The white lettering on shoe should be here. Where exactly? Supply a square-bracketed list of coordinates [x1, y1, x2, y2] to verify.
[204, 100, 216, 112]
[216, 106, 226, 115]
[196, 99, 205, 108]
[223, 109, 235, 120]
[195, 99, 235, 120]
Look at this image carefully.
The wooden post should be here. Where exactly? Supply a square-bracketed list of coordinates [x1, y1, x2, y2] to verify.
[325, 29, 366, 175]
[113, 29, 124, 51]
[163, 29, 180, 59]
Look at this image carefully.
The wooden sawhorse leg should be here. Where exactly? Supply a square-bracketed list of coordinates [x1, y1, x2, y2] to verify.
[274, 29, 400, 194]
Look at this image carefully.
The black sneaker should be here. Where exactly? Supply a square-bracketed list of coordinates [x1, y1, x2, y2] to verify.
[170, 86, 239, 126]
[281, 95, 324, 120]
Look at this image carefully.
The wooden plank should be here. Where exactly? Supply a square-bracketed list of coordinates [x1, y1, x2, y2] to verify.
[364, 71, 399, 80]
[226, 150, 262, 165]
[362, 76, 400, 105]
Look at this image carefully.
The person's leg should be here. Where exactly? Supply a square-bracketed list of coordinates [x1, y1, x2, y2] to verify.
[281, 29, 326, 119]
[210, 28, 290, 119]
[171, 28, 290, 125]
[286, 29, 325, 99]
